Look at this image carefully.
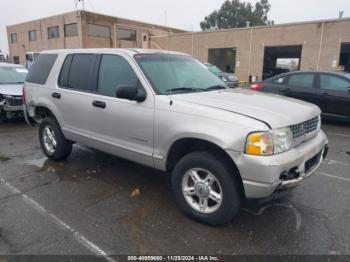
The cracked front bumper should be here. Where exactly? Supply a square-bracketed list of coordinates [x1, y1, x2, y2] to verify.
[227, 130, 328, 199]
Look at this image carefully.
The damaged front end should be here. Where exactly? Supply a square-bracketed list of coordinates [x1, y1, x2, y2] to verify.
[0, 94, 24, 120]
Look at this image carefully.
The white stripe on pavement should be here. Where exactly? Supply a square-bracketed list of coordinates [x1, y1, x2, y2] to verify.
[326, 132, 350, 138]
[0, 178, 117, 262]
[317, 172, 350, 183]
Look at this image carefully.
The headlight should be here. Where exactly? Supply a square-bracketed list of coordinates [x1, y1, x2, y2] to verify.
[317, 115, 321, 130]
[221, 76, 228, 82]
[271, 127, 293, 154]
[246, 127, 293, 156]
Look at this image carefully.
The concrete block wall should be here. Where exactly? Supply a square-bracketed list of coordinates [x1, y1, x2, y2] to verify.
[150, 19, 350, 82]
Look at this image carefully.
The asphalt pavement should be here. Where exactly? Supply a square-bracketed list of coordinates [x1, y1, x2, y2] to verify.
[0, 119, 349, 259]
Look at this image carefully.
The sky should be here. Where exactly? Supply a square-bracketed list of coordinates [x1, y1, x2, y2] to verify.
[0, 0, 350, 55]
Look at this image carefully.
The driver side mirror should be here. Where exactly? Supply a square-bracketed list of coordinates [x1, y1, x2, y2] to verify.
[116, 84, 146, 103]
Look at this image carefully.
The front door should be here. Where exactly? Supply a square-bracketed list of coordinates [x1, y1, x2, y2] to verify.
[89, 53, 154, 167]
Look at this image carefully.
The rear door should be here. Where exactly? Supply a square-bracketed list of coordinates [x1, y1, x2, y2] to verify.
[316, 73, 350, 118]
[284, 73, 318, 105]
[55, 53, 99, 138]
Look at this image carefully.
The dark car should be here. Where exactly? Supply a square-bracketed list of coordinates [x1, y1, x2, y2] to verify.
[251, 71, 350, 122]
[204, 63, 239, 88]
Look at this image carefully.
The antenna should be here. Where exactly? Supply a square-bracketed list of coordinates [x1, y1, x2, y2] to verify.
[339, 11, 344, 19]
[75, 0, 85, 11]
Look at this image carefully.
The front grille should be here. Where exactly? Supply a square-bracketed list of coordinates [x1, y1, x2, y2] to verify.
[6, 96, 23, 106]
[290, 117, 319, 140]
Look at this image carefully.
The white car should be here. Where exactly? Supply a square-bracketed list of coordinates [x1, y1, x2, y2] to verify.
[0, 63, 28, 121]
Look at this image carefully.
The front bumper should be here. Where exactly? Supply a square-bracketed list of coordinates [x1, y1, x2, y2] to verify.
[1, 105, 24, 119]
[227, 81, 239, 88]
[227, 130, 328, 199]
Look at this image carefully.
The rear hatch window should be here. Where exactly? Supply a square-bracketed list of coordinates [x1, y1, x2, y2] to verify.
[26, 54, 58, 84]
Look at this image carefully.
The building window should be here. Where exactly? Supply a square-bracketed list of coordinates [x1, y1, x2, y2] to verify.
[118, 28, 137, 41]
[64, 23, 78, 37]
[13, 56, 20, 64]
[48, 26, 59, 39]
[28, 30, 37, 41]
[10, 33, 17, 44]
[88, 24, 110, 38]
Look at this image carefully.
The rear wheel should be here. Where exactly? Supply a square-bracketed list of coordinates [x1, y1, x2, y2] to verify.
[172, 151, 241, 226]
[39, 117, 72, 161]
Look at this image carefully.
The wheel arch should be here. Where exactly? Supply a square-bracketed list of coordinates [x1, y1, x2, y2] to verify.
[32, 103, 62, 126]
[165, 137, 245, 199]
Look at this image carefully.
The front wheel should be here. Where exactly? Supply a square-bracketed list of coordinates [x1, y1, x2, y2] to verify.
[172, 151, 241, 226]
[39, 117, 72, 161]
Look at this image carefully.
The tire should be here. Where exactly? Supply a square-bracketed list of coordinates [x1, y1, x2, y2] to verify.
[39, 117, 72, 161]
[172, 151, 241, 226]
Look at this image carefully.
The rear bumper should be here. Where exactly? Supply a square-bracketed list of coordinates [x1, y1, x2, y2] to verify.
[227, 130, 328, 199]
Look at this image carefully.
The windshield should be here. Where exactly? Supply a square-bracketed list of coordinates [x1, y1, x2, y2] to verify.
[0, 67, 28, 84]
[206, 64, 222, 75]
[134, 54, 227, 94]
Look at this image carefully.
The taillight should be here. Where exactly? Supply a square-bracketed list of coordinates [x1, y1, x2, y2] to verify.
[22, 85, 26, 104]
[250, 83, 264, 90]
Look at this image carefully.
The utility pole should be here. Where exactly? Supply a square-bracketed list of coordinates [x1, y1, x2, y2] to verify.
[339, 11, 344, 19]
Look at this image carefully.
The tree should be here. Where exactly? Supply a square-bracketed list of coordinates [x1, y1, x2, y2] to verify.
[200, 0, 274, 31]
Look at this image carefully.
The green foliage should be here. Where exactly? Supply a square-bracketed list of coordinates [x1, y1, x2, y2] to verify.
[200, 0, 274, 31]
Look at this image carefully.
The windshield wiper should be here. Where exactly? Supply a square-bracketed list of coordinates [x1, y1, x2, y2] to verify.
[206, 85, 227, 91]
[164, 87, 205, 93]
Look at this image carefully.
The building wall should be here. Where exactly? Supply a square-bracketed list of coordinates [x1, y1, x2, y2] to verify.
[150, 19, 350, 82]
[81, 11, 184, 49]
[6, 11, 185, 65]
[7, 12, 82, 65]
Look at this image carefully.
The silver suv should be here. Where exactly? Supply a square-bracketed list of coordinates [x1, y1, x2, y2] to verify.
[24, 49, 328, 225]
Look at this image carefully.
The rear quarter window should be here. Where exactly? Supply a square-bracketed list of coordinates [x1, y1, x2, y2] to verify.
[25, 54, 58, 84]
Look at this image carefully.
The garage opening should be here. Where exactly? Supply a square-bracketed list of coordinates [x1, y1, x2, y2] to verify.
[208, 48, 236, 73]
[339, 43, 350, 73]
[262, 45, 302, 80]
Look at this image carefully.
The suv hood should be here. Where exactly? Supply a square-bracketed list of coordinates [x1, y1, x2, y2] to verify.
[174, 88, 320, 129]
[0, 84, 23, 96]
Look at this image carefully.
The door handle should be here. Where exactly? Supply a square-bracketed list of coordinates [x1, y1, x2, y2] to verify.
[92, 100, 106, 109]
[51, 92, 61, 99]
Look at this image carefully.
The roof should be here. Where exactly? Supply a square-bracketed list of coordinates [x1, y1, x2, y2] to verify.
[7, 10, 186, 33]
[151, 17, 350, 38]
[266, 70, 350, 80]
[41, 48, 188, 56]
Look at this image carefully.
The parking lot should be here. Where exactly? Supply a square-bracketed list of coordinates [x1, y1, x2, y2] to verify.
[0, 119, 349, 258]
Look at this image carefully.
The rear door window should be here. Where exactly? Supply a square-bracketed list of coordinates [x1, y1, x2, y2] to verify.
[320, 75, 350, 92]
[26, 54, 58, 84]
[66, 54, 95, 92]
[288, 74, 315, 88]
